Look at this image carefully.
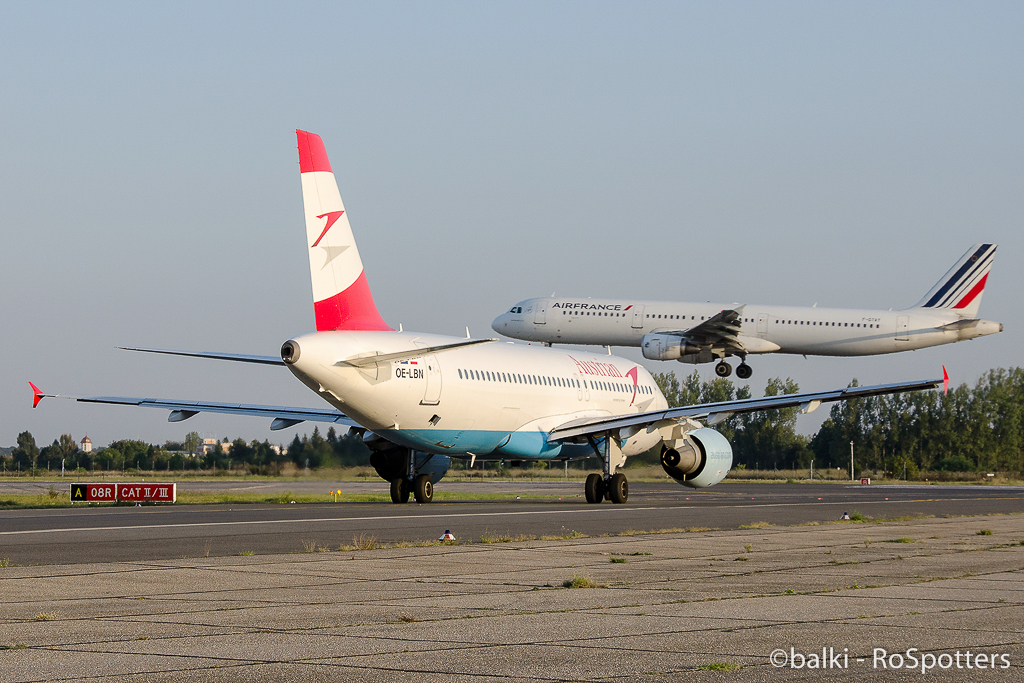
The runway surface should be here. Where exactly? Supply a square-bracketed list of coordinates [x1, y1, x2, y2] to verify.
[2, 481, 1022, 566]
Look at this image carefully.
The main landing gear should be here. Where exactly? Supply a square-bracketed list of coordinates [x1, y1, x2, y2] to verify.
[715, 360, 753, 380]
[583, 437, 629, 504]
[584, 473, 628, 504]
[389, 474, 433, 504]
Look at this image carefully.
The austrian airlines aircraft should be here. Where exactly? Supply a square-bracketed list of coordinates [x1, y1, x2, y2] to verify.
[31, 132, 941, 504]
[492, 245, 1002, 380]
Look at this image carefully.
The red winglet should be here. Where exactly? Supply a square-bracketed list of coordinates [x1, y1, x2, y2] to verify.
[29, 381, 44, 408]
[942, 366, 949, 395]
[296, 130, 333, 173]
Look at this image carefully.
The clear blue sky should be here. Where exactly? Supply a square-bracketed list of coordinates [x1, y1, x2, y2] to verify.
[2, 2, 1022, 448]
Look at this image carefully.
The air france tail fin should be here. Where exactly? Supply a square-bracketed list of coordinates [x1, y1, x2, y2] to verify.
[296, 130, 392, 332]
[911, 243, 996, 318]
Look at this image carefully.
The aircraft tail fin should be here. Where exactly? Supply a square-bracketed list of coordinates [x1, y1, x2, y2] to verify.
[911, 243, 996, 318]
[296, 130, 392, 332]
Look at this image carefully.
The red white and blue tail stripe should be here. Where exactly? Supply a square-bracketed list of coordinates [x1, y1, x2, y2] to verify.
[912, 243, 996, 318]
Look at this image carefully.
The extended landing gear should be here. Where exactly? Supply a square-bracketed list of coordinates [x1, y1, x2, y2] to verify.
[716, 360, 753, 380]
[412, 474, 433, 504]
[606, 473, 628, 504]
[585, 473, 604, 503]
[389, 475, 434, 503]
[585, 472, 629, 504]
[390, 478, 410, 504]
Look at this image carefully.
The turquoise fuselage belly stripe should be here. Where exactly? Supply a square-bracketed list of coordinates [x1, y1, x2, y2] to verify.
[377, 428, 596, 460]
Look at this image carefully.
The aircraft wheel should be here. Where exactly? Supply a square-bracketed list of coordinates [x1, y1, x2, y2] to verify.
[607, 473, 628, 504]
[584, 473, 604, 504]
[413, 474, 433, 504]
[736, 363, 752, 380]
[390, 478, 410, 504]
[715, 361, 732, 378]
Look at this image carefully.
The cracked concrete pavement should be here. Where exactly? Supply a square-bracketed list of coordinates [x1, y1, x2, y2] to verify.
[1, 515, 1022, 681]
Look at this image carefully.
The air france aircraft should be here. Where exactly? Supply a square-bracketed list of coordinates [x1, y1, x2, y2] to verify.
[492, 245, 1002, 380]
[31, 131, 941, 504]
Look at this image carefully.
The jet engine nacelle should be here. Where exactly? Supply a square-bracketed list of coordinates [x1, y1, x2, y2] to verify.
[641, 333, 699, 361]
[660, 427, 733, 488]
[370, 447, 451, 484]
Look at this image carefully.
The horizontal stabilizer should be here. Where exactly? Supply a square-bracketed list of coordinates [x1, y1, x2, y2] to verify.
[336, 339, 497, 368]
[119, 347, 285, 365]
[31, 387, 357, 431]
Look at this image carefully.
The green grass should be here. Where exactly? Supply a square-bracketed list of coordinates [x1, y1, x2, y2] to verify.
[738, 521, 772, 529]
[884, 537, 916, 543]
[977, 529, 993, 536]
[238, 550, 255, 556]
[697, 662, 741, 671]
[33, 612, 58, 621]
[609, 557, 627, 563]
[562, 575, 604, 589]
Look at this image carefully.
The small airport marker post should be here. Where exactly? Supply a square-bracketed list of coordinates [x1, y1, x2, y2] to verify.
[438, 529, 456, 542]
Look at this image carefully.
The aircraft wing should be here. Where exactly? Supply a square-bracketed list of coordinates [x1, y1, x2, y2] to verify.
[660, 307, 745, 353]
[29, 383, 356, 431]
[548, 377, 942, 440]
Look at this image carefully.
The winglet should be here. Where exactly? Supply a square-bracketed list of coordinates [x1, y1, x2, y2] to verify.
[29, 381, 44, 408]
[942, 365, 949, 395]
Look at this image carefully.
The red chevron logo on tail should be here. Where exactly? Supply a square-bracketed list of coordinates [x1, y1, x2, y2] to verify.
[312, 211, 344, 247]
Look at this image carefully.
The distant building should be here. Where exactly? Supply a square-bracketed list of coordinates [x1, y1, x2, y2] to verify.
[199, 438, 220, 455]
[80, 436, 92, 453]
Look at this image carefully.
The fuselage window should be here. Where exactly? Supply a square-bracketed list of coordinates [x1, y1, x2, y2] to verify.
[458, 369, 463, 379]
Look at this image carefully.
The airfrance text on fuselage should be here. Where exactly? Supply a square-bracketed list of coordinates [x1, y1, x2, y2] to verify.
[552, 302, 633, 312]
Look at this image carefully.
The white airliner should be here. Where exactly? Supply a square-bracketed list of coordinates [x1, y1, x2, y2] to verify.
[31, 131, 941, 504]
[492, 245, 1002, 380]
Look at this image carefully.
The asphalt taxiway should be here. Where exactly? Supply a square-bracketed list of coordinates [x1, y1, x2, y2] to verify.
[2, 481, 1022, 566]
[1, 515, 1021, 681]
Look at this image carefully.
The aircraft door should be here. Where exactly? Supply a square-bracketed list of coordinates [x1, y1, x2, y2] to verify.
[572, 372, 583, 401]
[757, 313, 768, 336]
[631, 305, 645, 329]
[896, 315, 909, 342]
[421, 355, 441, 405]
[534, 300, 548, 324]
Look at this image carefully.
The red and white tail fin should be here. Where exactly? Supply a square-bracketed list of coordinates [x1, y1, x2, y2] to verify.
[911, 243, 996, 319]
[296, 130, 392, 332]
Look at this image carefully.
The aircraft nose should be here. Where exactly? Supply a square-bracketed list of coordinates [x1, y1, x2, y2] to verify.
[491, 314, 507, 333]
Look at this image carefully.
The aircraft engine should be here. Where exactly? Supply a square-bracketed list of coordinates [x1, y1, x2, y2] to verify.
[660, 427, 733, 488]
[370, 447, 450, 484]
[641, 333, 699, 361]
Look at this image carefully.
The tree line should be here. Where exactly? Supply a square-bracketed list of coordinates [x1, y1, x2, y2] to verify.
[5, 367, 1022, 475]
[3, 427, 371, 475]
[652, 367, 1024, 474]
